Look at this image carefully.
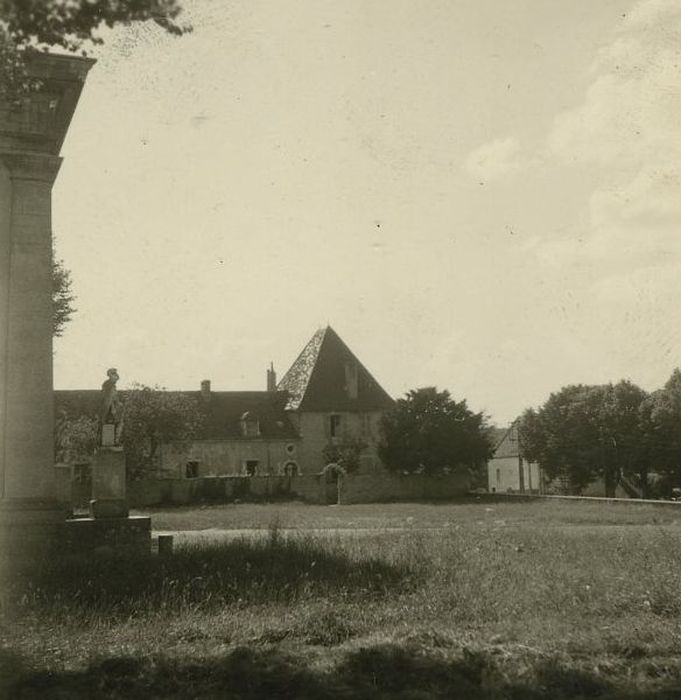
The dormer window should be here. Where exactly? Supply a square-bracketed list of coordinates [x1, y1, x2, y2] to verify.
[240, 411, 260, 437]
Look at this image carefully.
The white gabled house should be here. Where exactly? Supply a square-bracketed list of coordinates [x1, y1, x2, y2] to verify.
[487, 420, 542, 494]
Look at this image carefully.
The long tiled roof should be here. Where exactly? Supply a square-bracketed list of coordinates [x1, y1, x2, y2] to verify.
[277, 326, 394, 412]
[54, 389, 299, 440]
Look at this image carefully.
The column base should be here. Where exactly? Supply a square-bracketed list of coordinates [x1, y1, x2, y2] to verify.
[0, 500, 152, 576]
[0, 498, 68, 573]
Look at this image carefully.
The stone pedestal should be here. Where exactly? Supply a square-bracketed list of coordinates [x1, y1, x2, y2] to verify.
[63, 515, 151, 558]
[90, 448, 129, 519]
[0, 53, 95, 571]
[0, 499, 67, 570]
[53, 463, 74, 516]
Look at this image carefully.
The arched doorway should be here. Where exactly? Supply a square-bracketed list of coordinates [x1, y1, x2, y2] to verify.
[321, 463, 343, 505]
[283, 461, 299, 477]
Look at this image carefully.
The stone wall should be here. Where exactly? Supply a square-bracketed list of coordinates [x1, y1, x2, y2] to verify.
[127, 473, 326, 507]
[160, 439, 301, 479]
[338, 471, 470, 504]
[296, 411, 385, 475]
[125, 471, 470, 508]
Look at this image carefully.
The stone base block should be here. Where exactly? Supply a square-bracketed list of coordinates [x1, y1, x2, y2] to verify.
[89, 499, 129, 519]
[62, 515, 151, 558]
[0, 499, 67, 573]
[92, 448, 126, 501]
[54, 464, 74, 513]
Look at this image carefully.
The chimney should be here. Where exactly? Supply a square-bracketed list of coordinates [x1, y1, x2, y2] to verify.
[200, 379, 211, 402]
[267, 363, 277, 392]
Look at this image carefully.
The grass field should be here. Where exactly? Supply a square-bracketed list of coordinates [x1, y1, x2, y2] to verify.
[2, 498, 681, 698]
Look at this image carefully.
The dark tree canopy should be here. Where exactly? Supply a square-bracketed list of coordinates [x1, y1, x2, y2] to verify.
[122, 384, 203, 479]
[1, 0, 189, 97]
[1, 0, 187, 50]
[52, 249, 76, 337]
[638, 369, 681, 481]
[519, 381, 649, 496]
[379, 387, 493, 475]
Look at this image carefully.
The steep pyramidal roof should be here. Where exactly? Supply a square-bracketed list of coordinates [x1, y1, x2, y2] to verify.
[277, 326, 394, 412]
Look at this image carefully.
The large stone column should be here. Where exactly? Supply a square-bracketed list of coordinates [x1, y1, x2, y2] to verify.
[0, 53, 94, 566]
[1, 153, 62, 500]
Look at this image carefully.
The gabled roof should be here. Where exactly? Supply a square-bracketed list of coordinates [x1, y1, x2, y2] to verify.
[486, 426, 508, 451]
[54, 389, 299, 441]
[277, 326, 394, 412]
[491, 420, 521, 459]
[196, 391, 298, 440]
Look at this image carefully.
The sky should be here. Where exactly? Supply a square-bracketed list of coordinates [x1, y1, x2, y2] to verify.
[52, 0, 681, 426]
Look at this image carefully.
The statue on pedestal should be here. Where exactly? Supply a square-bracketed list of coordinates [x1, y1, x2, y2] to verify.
[90, 368, 128, 519]
[100, 368, 123, 446]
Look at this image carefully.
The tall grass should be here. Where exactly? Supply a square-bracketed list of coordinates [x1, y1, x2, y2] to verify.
[4, 504, 681, 698]
[3, 527, 418, 619]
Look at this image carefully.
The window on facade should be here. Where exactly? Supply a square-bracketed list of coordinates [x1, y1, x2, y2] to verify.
[496, 468, 501, 485]
[185, 461, 199, 479]
[283, 461, 298, 476]
[240, 412, 260, 438]
[244, 460, 259, 476]
[286, 443, 296, 455]
[329, 414, 342, 438]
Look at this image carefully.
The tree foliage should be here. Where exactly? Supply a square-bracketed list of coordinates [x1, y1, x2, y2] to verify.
[1, 0, 189, 98]
[54, 410, 98, 464]
[52, 248, 76, 337]
[1, 0, 187, 50]
[638, 370, 681, 484]
[121, 384, 203, 478]
[519, 381, 649, 496]
[322, 438, 368, 474]
[379, 387, 493, 475]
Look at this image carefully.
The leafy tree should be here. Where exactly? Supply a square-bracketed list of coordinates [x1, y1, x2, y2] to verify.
[379, 387, 493, 475]
[637, 369, 681, 492]
[1, 0, 189, 98]
[519, 381, 649, 497]
[322, 437, 368, 474]
[52, 248, 76, 337]
[54, 410, 98, 464]
[121, 384, 202, 478]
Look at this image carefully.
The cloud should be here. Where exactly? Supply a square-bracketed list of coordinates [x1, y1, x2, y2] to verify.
[547, 0, 681, 168]
[517, 0, 681, 391]
[464, 136, 523, 181]
[538, 0, 681, 277]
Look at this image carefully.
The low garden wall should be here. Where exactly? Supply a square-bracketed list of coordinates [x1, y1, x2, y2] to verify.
[127, 474, 326, 507]
[338, 471, 470, 504]
[71, 470, 471, 509]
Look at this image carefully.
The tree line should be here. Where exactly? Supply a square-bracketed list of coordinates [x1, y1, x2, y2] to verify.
[519, 371, 681, 498]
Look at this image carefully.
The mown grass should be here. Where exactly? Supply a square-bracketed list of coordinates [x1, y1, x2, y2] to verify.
[145, 497, 681, 531]
[3, 500, 681, 698]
